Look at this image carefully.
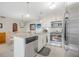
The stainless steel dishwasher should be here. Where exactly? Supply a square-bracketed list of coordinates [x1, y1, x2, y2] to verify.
[25, 36, 38, 57]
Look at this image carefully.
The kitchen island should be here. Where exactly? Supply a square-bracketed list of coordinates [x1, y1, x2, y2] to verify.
[13, 32, 47, 57]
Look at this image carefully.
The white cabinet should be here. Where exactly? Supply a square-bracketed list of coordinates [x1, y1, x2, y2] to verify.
[38, 33, 47, 52]
[14, 37, 25, 57]
[25, 40, 38, 57]
[14, 35, 38, 57]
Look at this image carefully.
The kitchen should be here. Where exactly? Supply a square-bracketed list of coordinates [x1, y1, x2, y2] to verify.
[0, 2, 79, 57]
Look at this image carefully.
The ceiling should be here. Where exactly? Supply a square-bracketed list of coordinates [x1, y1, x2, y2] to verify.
[0, 2, 75, 20]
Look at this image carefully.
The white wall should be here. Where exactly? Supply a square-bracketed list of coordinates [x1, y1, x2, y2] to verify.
[25, 19, 43, 33]
[25, 20, 37, 32]
[0, 17, 26, 43]
[0, 17, 19, 32]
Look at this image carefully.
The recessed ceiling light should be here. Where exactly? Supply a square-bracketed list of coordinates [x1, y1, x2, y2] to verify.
[48, 2, 56, 9]
[49, 4, 56, 9]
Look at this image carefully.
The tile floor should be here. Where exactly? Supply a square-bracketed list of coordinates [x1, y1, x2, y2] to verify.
[0, 44, 13, 57]
[36, 44, 65, 57]
[0, 43, 65, 57]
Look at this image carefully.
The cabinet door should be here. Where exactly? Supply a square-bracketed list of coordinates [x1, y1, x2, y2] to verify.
[38, 33, 47, 52]
[0, 32, 6, 44]
[25, 40, 37, 57]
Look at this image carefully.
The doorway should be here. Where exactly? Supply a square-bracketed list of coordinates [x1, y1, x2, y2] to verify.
[13, 23, 18, 32]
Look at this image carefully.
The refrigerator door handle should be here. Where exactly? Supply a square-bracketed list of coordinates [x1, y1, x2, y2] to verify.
[64, 20, 70, 45]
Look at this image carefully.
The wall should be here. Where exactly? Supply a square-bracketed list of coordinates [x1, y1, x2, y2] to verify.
[25, 20, 37, 32]
[0, 17, 19, 32]
[0, 17, 24, 43]
[0, 17, 42, 42]
[25, 19, 43, 33]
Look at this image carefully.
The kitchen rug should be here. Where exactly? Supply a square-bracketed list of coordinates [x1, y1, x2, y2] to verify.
[37, 47, 51, 56]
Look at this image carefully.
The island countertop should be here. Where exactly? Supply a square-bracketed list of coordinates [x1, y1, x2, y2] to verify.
[13, 32, 38, 39]
[13, 32, 47, 38]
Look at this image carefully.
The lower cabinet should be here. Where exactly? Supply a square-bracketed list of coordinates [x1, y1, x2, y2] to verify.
[25, 40, 38, 57]
[38, 33, 47, 52]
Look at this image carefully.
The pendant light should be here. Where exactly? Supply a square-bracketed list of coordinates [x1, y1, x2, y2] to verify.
[20, 15, 25, 28]
[20, 2, 30, 28]
[64, 2, 70, 20]
[26, 2, 30, 18]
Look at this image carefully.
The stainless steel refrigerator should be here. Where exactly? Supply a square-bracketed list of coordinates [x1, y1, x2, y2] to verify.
[64, 15, 79, 57]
